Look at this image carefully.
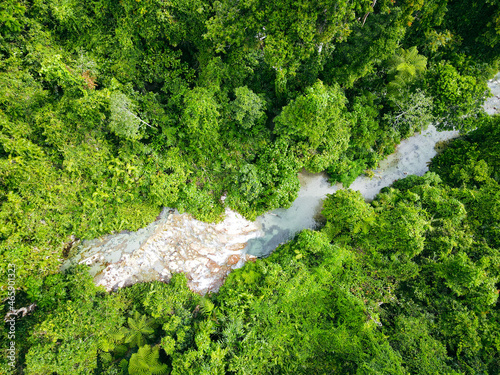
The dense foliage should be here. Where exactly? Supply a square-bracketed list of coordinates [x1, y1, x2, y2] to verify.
[1, 0, 500, 373]
[4, 117, 500, 374]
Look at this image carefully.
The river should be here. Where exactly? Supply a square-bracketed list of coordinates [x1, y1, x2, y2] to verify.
[244, 125, 459, 257]
[65, 73, 500, 294]
[245, 72, 500, 258]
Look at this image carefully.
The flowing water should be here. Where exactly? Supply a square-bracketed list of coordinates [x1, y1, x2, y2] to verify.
[245, 72, 500, 258]
[244, 125, 460, 257]
[66, 73, 500, 293]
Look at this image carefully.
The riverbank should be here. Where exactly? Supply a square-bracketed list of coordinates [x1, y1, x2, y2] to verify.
[245, 73, 500, 257]
[65, 73, 500, 294]
[63, 123, 460, 293]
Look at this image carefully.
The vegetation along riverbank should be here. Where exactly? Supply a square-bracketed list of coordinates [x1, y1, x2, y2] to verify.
[1, 0, 500, 373]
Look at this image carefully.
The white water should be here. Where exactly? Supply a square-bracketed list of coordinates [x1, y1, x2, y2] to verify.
[485, 72, 500, 115]
[245, 125, 459, 257]
[245, 72, 500, 257]
[68, 74, 500, 293]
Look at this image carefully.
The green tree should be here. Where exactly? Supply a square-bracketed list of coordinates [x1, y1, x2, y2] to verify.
[429, 116, 500, 187]
[383, 89, 434, 138]
[229, 86, 266, 129]
[274, 81, 350, 172]
[322, 189, 375, 241]
[389, 315, 453, 375]
[215, 230, 406, 374]
[22, 267, 127, 374]
[426, 63, 489, 132]
[180, 87, 220, 150]
[109, 91, 153, 140]
[327, 92, 384, 186]
[205, 0, 368, 93]
[324, 6, 409, 87]
[386, 46, 427, 97]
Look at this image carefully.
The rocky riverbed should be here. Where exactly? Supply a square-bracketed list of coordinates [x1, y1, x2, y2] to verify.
[63, 208, 260, 294]
[65, 73, 500, 295]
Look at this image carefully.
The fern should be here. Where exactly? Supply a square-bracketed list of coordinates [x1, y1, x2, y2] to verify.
[128, 345, 169, 375]
[97, 327, 127, 353]
[114, 344, 129, 358]
[119, 359, 128, 373]
[199, 298, 215, 317]
[386, 46, 427, 98]
[124, 311, 156, 348]
[387, 46, 427, 79]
